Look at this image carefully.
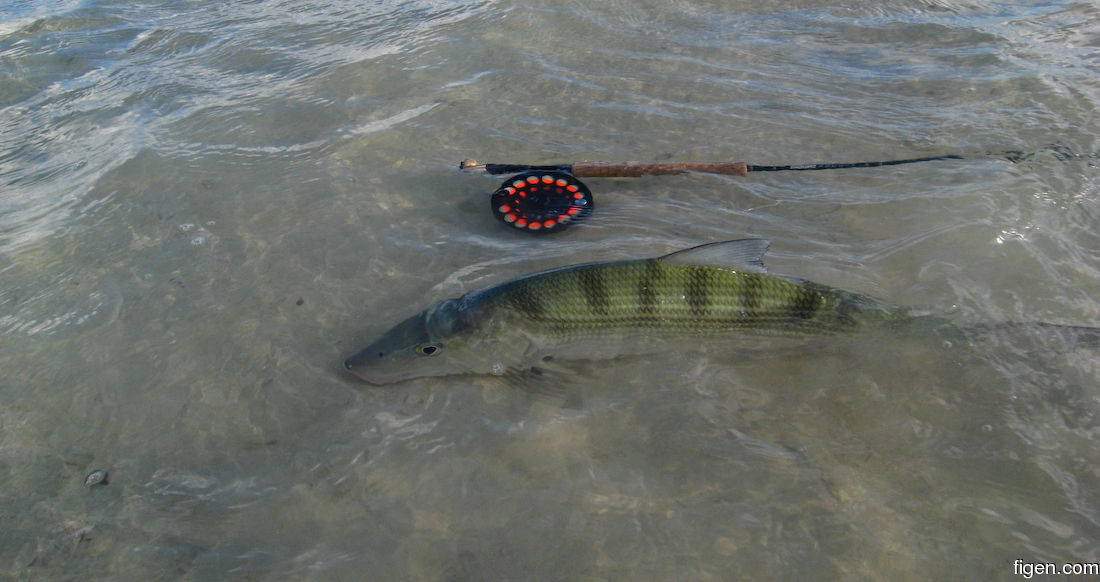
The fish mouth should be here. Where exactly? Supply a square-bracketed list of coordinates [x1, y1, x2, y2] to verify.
[343, 356, 401, 385]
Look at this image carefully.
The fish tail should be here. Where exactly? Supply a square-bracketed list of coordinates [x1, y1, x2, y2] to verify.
[936, 320, 1100, 349]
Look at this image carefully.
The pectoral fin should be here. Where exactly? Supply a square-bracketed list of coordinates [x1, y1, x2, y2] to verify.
[499, 357, 587, 408]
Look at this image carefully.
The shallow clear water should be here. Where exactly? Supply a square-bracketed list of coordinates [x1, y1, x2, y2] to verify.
[2, 0, 1100, 579]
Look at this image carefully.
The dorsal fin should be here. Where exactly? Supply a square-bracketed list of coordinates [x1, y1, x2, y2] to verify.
[657, 239, 770, 273]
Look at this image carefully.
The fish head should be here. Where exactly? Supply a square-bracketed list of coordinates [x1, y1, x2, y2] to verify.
[344, 297, 522, 384]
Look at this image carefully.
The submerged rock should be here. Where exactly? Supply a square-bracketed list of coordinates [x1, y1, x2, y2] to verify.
[83, 470, 109, 487]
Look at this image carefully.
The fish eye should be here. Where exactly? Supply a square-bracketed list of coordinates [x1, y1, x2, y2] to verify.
[416, 343, 442, 356]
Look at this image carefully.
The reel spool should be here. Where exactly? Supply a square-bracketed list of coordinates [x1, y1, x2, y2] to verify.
[490, 171, 593, 233]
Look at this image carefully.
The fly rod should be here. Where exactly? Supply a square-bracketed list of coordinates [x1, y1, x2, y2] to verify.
[459, 154, 964, 178]
[460, 154, 966, 233]
[460, 145, 1086, 233]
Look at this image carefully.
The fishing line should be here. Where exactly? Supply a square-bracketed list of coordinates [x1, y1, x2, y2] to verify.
[460, 145, 1085, 234]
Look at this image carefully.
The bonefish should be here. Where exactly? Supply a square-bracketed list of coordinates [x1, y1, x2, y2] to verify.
[343, 239, 953, 384]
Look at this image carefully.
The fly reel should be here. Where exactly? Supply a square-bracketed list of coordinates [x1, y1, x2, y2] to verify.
[489, 171, 593, 233]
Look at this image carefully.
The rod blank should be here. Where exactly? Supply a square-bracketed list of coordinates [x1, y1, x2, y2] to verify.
[460, 154, 964, 178]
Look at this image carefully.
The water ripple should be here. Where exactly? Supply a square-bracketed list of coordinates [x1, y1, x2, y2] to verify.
[3, 0, 1100, 579]
[0, 0, 495, 253]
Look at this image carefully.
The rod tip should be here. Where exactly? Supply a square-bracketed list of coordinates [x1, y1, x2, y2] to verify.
[459, 158, 480, 170]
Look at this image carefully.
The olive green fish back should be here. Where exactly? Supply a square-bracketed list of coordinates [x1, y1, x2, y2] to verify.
[471, 259, 904, 335]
